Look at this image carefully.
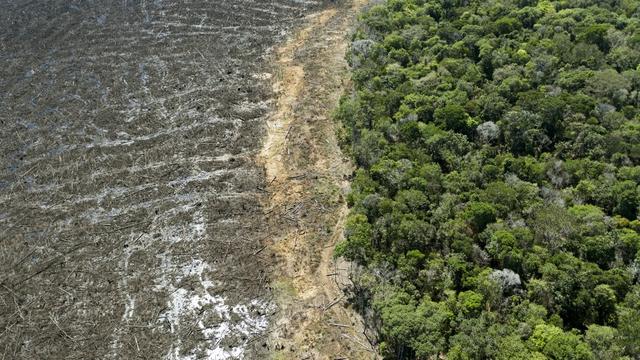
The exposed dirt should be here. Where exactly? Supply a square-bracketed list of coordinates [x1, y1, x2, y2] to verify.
[0, 1, 334, 359]
[260, 0, 378, 358]
[0, 0, 373, 358]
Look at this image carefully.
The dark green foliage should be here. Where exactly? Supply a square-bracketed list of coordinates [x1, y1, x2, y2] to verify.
[617, 286, 640, 356]
[579, 24, 612, 53]
[462, 202, 497, 234]
[337, 0, 640, 358]
[434, 104, 470, 133]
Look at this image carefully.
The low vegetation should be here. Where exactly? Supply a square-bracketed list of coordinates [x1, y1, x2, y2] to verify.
[336, 0, 640, 358]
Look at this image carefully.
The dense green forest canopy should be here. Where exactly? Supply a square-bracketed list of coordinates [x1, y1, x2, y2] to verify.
[335, 0, 640, 358]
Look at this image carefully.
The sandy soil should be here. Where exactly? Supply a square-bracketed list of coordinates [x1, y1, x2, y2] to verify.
[260, 0, 378, 358]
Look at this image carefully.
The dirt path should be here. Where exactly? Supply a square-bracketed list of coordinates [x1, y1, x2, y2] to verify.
[259, 0, 377, 358]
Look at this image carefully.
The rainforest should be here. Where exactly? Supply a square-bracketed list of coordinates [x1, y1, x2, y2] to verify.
[336, 0, 640, 358]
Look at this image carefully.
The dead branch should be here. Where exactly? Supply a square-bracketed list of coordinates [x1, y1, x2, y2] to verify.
[323, 295, 345, 312]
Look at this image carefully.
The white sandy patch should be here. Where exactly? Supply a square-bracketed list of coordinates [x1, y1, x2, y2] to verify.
[159, 259, 272, 360]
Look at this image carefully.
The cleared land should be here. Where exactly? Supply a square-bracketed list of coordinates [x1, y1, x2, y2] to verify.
[0, 1, 332, 358]
[261, 0, 377, 358]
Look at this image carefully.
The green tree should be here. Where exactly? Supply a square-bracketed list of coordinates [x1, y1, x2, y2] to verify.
[585, 325, 623, 360]
[434, 103, 471, 134]
[617, 286, 640, 356]
[529, 324, 594, 360]
[462, 202, 497, 234]
[335, 214, 373, 263]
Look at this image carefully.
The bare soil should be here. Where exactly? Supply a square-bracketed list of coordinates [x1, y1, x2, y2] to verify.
[0, 1, 335, 359]
[0, 0, 373, 358]
[260, 1, 378, 358]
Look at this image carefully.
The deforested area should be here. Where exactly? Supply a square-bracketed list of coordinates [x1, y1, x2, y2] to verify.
[336, 0, 640, 359]
[0, 0, 335, 358]
[258, 0, 377, 358]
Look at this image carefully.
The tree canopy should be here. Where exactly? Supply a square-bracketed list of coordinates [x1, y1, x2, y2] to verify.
[336, 0, 640, 358]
